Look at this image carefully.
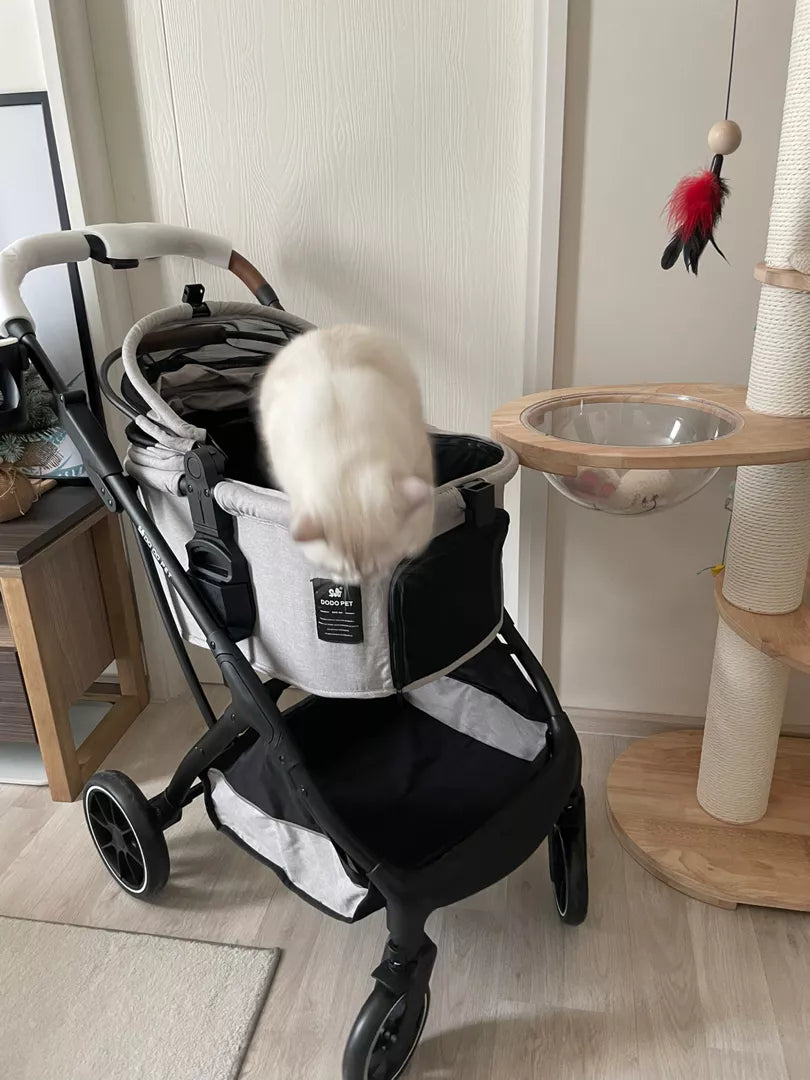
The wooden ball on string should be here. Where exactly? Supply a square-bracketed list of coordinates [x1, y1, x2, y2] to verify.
[708, 120, 742, 156]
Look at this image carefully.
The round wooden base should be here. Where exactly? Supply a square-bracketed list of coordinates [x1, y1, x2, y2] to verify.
[606, 729, 810, 911]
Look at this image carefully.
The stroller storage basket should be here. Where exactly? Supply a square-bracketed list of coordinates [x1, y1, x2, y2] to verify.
[204, 638, 560, 921]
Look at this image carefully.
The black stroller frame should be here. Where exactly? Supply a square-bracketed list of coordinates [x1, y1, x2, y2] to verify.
[0, 224, 587, 1080]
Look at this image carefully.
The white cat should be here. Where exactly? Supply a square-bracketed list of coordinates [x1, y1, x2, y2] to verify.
[258, 324, 434, 582]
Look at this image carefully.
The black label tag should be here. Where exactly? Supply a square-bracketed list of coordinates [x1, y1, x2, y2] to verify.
[312, 579, 364, 644]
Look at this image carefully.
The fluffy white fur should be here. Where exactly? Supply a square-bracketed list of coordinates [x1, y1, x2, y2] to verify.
[258, 324, 434, 581]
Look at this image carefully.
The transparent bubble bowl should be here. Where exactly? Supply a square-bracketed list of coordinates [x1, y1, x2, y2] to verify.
[522, 394, 737, 514]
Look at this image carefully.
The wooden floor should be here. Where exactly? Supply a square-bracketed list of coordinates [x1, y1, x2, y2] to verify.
[1, 693, 807, 1079]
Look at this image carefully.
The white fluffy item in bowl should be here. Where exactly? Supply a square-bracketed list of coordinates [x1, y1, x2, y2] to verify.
[561, 467, 683, 513]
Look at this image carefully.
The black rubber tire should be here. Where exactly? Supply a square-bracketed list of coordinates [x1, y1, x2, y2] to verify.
[548, 790, 589, 926]
[343, 984, 430, 1080]
[83, 770, 170, 900]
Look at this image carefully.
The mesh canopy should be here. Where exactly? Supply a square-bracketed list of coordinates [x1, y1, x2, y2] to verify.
[121, 313, 296, 428]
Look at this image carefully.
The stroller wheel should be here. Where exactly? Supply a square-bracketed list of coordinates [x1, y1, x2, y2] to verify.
[83, 771, 170, 900]
[549, 788, 588, 926]
[343, 984, 430, 1080]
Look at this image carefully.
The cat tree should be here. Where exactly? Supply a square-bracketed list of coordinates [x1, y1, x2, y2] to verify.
[698, 0, 810, 828]
[493, 0, 810, 910]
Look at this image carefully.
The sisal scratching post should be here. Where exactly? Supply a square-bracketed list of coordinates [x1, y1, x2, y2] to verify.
[746, 289, 810, 415]
[698, 622, 789, 823]
[699, 0, 810, 823]
[722, 461, 810, 613]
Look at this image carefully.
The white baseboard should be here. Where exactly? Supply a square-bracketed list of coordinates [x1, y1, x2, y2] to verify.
[567, 706, 810, 740]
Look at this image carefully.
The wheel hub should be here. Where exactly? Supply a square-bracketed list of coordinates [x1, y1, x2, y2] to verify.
[86, 791, 145, 891]
[83, 772, 171, 900]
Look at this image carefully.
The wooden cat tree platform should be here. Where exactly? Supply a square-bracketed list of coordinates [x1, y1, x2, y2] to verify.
[492, 0, 810, 913]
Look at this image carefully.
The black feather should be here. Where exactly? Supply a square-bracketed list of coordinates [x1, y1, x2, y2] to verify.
[683, 230, 711, 275]
[661, 232, 684, 270]
[709, 235, 728, 262]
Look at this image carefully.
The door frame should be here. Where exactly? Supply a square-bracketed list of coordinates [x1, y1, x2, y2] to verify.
[512, 0, 567, 656]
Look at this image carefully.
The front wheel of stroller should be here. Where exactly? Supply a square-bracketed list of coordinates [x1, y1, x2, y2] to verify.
[343, 984, 430, 1080]
[549, 788, 588, 926]
[83, 771, 169, 899]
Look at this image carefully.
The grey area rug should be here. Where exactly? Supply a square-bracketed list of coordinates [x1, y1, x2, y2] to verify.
[0, 916, 278, 1080]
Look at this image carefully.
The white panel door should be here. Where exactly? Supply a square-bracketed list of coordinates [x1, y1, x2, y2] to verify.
[167, 1, 534, 438]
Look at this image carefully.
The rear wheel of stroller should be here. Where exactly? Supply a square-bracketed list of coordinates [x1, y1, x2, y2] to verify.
[549, 788, 588, 925]
[83, 771, 169, 899]
[343, 984, 430, 1080]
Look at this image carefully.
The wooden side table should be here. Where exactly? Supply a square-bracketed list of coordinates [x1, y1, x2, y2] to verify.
[0, 486, 148, 801]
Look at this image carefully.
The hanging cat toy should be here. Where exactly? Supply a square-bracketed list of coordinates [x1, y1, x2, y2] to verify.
[661, 0, 742, 274]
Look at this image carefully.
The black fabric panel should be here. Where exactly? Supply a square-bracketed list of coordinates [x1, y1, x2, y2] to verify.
[200, 413, 271, 487]
[450, 638, 548, 725]
[280, 692, 541, 869]
[213, 428, 503, 491]
[217, 731, 324, 834]
[389, 510, 508, 688]
[369, 723, 579, 911]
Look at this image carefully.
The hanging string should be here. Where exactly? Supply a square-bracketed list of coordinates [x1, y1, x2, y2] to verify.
[724, 0, 740, 120]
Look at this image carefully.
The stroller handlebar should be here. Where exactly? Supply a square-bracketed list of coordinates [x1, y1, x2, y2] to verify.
[0, 222, 238, 334]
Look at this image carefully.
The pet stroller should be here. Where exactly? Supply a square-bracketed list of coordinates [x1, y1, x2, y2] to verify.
[0, 224, 588, 1079]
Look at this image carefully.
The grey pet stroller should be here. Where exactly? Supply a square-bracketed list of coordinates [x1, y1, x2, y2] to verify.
[0, 224, 588, 1080]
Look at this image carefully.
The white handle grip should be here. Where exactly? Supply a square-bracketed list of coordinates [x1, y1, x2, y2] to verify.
[0, 222, 233, 334]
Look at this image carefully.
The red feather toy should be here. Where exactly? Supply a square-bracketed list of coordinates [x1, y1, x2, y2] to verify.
[660, 0, 742, 276]
[661, 156, 730, 274]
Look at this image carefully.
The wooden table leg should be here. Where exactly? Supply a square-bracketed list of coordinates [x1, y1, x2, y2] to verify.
[0, 576, 80, 802]
[91, 515, 149, 707]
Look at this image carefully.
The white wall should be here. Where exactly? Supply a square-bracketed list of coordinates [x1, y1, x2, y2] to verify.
[0, 0, 45, 91]
[547, 0, 801, 719]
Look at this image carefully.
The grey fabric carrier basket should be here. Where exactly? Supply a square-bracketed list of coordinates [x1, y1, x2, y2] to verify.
[120, 302, 518, 699]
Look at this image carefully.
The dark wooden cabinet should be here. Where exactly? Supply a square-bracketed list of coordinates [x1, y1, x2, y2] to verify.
[0, 631, 35, 743]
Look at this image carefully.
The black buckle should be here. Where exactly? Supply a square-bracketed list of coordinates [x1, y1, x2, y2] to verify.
[184, 445, 256, 640]
[182, 283, 210, 317]
[460, 478, 496, 527]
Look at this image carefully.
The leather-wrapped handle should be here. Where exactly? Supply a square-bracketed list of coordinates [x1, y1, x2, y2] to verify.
[0, 222, 276, 334]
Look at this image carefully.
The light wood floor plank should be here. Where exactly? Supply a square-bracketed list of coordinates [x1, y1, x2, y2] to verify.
[708, 1047, 793, 1080]
[0, 803, 58, 878]
[617, 737, 711, 1079]
[687, 902, 787, 1073]
[750, 906, 810, 1080]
